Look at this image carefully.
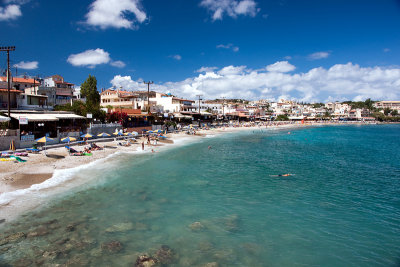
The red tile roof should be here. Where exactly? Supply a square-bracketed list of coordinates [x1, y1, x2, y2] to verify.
[0, 77, 40, 84]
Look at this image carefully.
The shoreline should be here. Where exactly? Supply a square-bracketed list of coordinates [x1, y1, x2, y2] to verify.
[0, 122, 385, 224]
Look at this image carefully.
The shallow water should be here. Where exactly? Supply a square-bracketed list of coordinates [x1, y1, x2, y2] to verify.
[1, 125, 400, 266]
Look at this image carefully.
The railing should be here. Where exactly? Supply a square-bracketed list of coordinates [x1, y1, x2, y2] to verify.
[20, 134, 35, 142]
[90, 123, 122, 128]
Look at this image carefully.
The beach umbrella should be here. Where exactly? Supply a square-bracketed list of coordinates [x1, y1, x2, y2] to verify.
[148, 130, 154, 134]
[81, 133, 93, 139]
[97, 132, 111, 137]
[156, 129, 163, 133]
[36, 136, 54, 154]
[61, 137, 77, 143]
[131, 131, 138, 136]
[124, 132, 133, 136]
[113, 131, 123, 136]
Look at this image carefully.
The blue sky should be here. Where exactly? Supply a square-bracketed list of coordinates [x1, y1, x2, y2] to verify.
[1, 0, 400, 102]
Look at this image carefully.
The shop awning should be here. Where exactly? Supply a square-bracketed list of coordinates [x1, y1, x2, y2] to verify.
[0, 115, 10, 122]
[52, 114, 86, 119]
[9, 113, 59, 122]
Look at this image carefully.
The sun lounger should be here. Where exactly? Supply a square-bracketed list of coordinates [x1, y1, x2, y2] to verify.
[26, 148, 41, 154]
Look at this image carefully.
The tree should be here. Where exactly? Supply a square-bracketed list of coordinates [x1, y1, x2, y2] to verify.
[383, 108, 391, 116]
[391, 109, 398, 116]
[80, 75, 100, 106]
[275, 114, 289, 121]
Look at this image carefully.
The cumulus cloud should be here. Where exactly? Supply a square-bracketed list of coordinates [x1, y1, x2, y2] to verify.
[67, 48, 110, 68]
[266, 61, 295, 73]
[13, 61, 38, 70]
[85, 0, 147, 29]
[110, 60, 126, 68]
[217, 43, 239, 52]
[0, 4, 21, 21]
[169, 54, 182, 61]
[200, 0, 259, 21]
[67, 48, 126, 69]
[110, 62, 400, 102]
[196, 66, 218, 73]
[308, 51, 330, 60]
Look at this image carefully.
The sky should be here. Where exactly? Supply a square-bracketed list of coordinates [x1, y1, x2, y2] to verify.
[0, 0, 400, 102]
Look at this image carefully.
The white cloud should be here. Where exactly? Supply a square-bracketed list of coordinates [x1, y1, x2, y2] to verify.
[13, 61, 38, 70]
[0, 4, 21, 21]
[85, 0, 147, 30]
[217, 43, 239, 52]
[196, 66, 218, 73]
[383, 48, 390, 53]
[110, 60, 126, 68]
[308, 51, 330, 60]
[266, 61, 295, 73]
[110, 62, 400, 102]
[169, 55, 182, 61]
[67, 48, 111, 68]
[200, 0, 259, 21]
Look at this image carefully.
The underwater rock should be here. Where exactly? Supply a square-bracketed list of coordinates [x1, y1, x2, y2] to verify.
[135, 222, 149, 231]
[0, 232, 26, 246]
[106, 222, 134, 233]
[27, 226, 49, 238]
[189, 221, 205, 231]
[42, 250, 62, 260]
[101, 240, 123, 253]
[154, 245, 177, 264]
[0, 219, 5, 224]
[134, 254, 158, 267]
[224, 214, 240, 232]
[198, 241, 213, 252]
[66, 224, 76, 232]
[43, 219, 58, 225]
[203, 262, 219, 267]
[55, 238, 70, 246]
[13, 258, 33, 267]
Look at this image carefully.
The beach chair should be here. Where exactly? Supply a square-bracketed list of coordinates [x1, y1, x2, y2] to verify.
[26, 148, 41, 154]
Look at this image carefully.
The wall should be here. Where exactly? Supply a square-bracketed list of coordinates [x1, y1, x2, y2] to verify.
[0, 130, 20, 151]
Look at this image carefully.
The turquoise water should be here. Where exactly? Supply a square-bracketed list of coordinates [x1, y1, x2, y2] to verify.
[1, 125, 400, 266]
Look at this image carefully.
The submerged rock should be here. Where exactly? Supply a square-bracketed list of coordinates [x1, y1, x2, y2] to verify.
[203, 262, 219, 267]
[13, 258, 33, 267]
[198, 241, 213, 252]
[27, 226, 49, 238]
[224, 214, 240, 232]
[0, 232, 26, 246]
[106, 222, 134, 233]
[134, 254, 158, 267]
[189, 221, 205, 231]
[154, 245, 177, 264]
[101, 240, 123, 253]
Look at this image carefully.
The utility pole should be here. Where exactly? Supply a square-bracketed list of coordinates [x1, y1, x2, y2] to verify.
[196, 94, 202, 127]
[221, 97, 225, 120]
[0, 46, 16, 126]
[144, 81, 153, 114]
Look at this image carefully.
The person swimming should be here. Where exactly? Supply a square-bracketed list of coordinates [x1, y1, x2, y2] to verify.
[270, 173, 294, 177]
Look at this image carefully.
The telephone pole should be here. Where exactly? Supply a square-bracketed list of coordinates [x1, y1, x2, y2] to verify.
[144, 81, 153, 113]
[221, 97, 226, 120]
[196, 94, 202, 127]
[0, 46, 16, 125]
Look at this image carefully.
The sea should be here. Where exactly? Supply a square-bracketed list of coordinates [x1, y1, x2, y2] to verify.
[0, 124, 399, 266]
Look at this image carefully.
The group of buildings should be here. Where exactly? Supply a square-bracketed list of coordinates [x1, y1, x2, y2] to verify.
[0, 74, 399, 151]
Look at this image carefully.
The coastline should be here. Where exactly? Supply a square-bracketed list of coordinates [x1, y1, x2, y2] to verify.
[0, 122, 381, 224]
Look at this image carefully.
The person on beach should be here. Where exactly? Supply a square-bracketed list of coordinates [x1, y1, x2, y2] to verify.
[142, 141, 144, 150]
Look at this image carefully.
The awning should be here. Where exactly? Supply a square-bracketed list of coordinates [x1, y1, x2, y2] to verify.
[9, 113, 59, 122]
[52, 114, 86, 119]
[0, 115, 10, 122]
